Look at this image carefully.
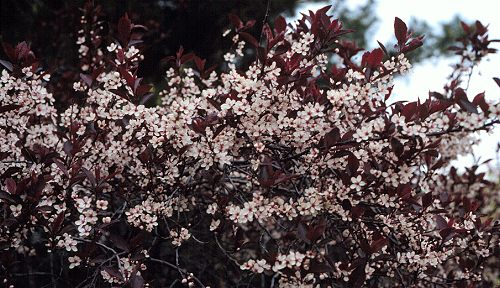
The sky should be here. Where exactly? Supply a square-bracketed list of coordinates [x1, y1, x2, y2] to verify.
[289, 0, 500, 171]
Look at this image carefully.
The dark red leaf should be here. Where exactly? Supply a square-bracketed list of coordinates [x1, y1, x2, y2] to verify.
[118, 13, 132, 45]
[274, 173, 298, 185]
[0, 104, 22, 114]
[351, 205, 365, 218]
[493, 77, 500, 87]
[116, 48, 125, 63]
[15, 41, 31, 60]
[472, 92, 489, 113]
[0, 191, 18, 204]
[228, 14, 243, 29]
[401, 36, 424, 54]
[394, 17, 408, 47]
[435, 215, 448, 230]
[475, 20, 487, 35]
[422, 192, 433, 209]
[51, 212, 65, 233]
[239, 32, 259, 48]
[91, 67, 104, 81]
[308, 260, 333, 273]
[347, 154, 359, 176]
[180, 52, 194, 64]
[401, 101, 418, 120]
[370, 237, 388, 253]
[439, 227, 455, 243]
[53, 159, 69, 177]
[129, 231, 147, 250]
[81, 167, 97, 187]
[2, 42, 16, 61]
[103, 267, 124, 281]
[377, 41, 388, 55]
[0, 59, 13, 71]
[274, 16, 287, 33]
[429, 99, 452, 114]
[454, 88, 478, 113]
[130, 273, 145, 288]
[362, 48, 384, 69]
[297, 222, 310, 244]
[306, 219, 326, 243]
[397, 184, 412, 199]
[194, 56, 206, 71]
[63, 141, 73, 157]
[118, 67, 135, 88]
[89, 255, 107, 264]
[341, 130, 355, 141]
[390, 137, 404, 156]
[460, 21, 470, 33]
[80, 73, 93, 87]
[349, 262, 367, 288]
[324, 128, 340, 148]
[135, 84, 152, 97]
[245, 19, 256, 29]
[5, 178, 16, 194]
[110, 233, 129, 252]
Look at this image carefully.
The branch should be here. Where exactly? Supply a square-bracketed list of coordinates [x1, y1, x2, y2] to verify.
[149, 257, 206, 288]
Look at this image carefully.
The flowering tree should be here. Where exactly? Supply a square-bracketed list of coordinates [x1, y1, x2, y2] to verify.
[1, 3, 499, 287]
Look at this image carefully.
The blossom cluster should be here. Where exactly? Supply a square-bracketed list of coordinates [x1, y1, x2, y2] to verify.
[1, 4, 499, 288]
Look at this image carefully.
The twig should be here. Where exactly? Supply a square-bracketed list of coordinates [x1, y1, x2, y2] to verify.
[214, 234, 240, 263]
[149, 256, 206, 288]
[74, 237, 123, 275]
[258, 0, 272, 47]
[465, 65, 474, 91]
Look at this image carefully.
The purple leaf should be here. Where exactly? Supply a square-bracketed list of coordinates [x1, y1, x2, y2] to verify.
[118, 13, 132, 45]
[53, 159, 69, 178]
[0, 104, 22, 114]
[228, 14, 243, 29]
[130, 273, 145, 288]
[51, 212, 65, 233]
[5, 178, 16, 194]
[274, 16, 287, 33]
[81, 167, 97, 187]
[394, 17, 408, 47]
[306, 219, 326, 243]
[239, 32, 259, 48]
[377, 41, 388, 55]
[80, 73, 93, 87]
[435, 215, 448, 230]
[493, 77, 500, 87]
[103, 267, 124, 281]
[0, 59, 13, 71]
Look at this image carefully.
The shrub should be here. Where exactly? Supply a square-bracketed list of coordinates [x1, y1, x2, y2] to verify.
[0, 3, 499, 287]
